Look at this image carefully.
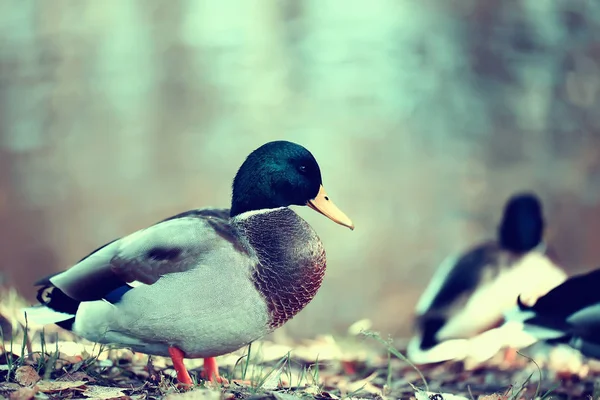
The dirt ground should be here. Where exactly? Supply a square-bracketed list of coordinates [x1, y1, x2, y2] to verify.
[2, 289, 599, 400]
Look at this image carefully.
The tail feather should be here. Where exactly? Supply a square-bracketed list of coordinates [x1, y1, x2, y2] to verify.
[30, 283, 80, 331]
[406, 335, 469, 364]
[504, 303, 570, 345]
[521, 322, 568, 341]
[22, 306, 74, 325]
[516, 294, 531, 311]
[503, 303, 536, 322]
[36, 285, 79, 315]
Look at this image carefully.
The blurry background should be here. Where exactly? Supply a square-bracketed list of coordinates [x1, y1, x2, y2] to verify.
[1, 0, 600, 339]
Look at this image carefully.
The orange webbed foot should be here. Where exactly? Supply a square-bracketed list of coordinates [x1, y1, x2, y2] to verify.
[168, 347, 194, 387]
[201, 357, 228, 384]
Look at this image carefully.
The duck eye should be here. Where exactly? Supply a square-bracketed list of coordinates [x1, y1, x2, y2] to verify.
[298, 165, 307, 174]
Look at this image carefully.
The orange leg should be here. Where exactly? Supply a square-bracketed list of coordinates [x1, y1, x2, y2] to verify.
[503, 347, 517, 365]
[168, 347, 194, 387]
[201, 357, 228, 384]
[341, 360, 357, 375]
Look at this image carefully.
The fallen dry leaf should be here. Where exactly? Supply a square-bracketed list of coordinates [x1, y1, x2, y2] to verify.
[63, 371, 95, 382]
[9, 387, 37, 400]
[82, 385, 127, 399]
[303, 386, 321, 395]
[13, 366, 40, 387]
[335, 371, 381, 396]
[164, 388, 221, 400]
[273, 392, 304, 400]
[59, 352, 85, 365]
[415, 391, 470, 400]
[35, 379, 87, 392]
[314, 391, 340, 399]
[0, 383, 21, 391]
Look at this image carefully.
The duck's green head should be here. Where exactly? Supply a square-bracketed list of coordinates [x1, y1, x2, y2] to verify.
[498, 192, 544, 253]
[231, 141, 354, 230]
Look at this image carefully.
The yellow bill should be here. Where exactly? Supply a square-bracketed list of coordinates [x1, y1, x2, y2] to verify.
[307, 185, 354, 230]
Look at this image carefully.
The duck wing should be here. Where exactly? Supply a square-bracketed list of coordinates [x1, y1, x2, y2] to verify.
[505, 268, 600, 357]
[415, 242, 501, 332]
[38, 208, 243, 302]
[518, 268, 600, 319]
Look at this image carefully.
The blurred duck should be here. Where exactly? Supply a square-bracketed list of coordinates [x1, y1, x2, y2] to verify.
[407, 192, 567, 365]
[25, 141, 354, 386]
[502, 267, 600, 360]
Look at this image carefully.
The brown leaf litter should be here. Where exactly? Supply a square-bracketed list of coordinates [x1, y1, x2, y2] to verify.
[2, 289, 600, 399]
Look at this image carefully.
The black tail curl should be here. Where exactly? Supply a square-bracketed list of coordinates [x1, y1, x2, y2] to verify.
[516, 294, 534, 311]
[34, 282, 79, 331]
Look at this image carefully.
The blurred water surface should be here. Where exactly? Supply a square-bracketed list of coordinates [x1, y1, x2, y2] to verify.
[1, 0, 600, 338]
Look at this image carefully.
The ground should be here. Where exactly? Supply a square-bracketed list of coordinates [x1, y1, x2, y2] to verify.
[1, 288, 599, 400]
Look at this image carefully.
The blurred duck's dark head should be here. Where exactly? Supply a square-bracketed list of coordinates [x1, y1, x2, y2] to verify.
[498, 192, 544, 253]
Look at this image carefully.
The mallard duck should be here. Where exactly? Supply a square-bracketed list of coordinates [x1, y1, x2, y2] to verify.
[406, 192, 567, 365]
[25, 140, 354, 385]
[503, 267, 600, 359]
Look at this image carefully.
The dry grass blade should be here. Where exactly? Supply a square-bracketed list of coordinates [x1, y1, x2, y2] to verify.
[360, 330, 429, 391]
[516, 351, 543, 399]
